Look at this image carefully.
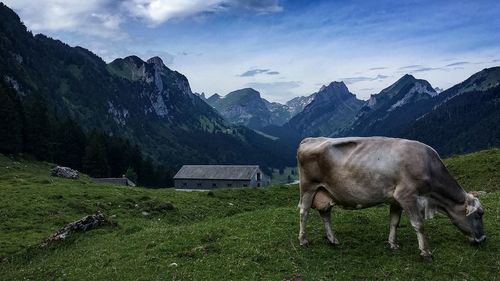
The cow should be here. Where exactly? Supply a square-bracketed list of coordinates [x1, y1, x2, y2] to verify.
[297, 136, 485, 260]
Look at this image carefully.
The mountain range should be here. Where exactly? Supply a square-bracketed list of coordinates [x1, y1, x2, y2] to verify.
[0, 2, 499, 182]
[0, 3, 295, 174]
[207, 68, 499, 157]
[204, 88, 309, 130]
[207, 67, 500, 158]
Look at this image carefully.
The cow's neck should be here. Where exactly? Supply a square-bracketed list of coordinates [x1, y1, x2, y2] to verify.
[428, 187, 467, 216]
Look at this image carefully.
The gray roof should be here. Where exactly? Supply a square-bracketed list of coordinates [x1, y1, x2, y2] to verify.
[92, 177, 136, 187]
[174, 165, 260, 180]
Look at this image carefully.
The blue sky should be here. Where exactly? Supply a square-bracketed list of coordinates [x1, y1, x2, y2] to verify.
[5, 0, 500, 102]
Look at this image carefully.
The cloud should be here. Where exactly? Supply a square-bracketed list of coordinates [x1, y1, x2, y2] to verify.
[341, 74, 389, 85]
[239, 68, 280, 77]
[411, 67, 441, 73]
[4, 0, 283, 38]
[4, 0, 126, 39]
[445, 61, 470, 67]
[123, 0, 282, 25]
[368, 67, 387, 70]
[398, 65, 423, 70]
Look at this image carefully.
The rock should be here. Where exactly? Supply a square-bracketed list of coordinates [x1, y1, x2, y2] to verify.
[50, 166, 79, 179]
[41, 212, 112, 246]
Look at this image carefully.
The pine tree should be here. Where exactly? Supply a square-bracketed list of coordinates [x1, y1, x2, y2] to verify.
[53, 119, 86, 170]
[23, 95, 52, 160]
[83, 132, 109, 178]
[0, 82, 23, 154]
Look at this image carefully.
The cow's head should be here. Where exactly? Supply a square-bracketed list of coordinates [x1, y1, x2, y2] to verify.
[450, 193, 485, 244]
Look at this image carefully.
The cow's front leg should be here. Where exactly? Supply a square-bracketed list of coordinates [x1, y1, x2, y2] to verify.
[405, 206, 432, 260]
[319, 210, 339, 245]
[298, 190, 315, 246]
[395, 189, 432, 261]
[388, 204, 402, 250]
[299, 207, 309, 246]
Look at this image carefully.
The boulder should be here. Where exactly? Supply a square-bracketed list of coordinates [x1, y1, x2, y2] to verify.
[50, 166, 79, 179]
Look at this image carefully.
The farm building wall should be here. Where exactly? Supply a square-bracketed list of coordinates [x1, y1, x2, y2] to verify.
[173, 166, 271, 189]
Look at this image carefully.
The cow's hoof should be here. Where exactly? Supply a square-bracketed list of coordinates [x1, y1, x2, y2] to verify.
[299, 239, 309, 247]
[325, 236, 340, 246]
[388, 243, 400, 251]
[420, 253, 433, 262]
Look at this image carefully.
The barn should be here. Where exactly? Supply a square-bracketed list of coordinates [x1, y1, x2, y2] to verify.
[173, 165, 270, 189]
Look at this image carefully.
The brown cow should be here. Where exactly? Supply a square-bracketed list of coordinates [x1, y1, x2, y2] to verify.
[297, 137, 485, 260]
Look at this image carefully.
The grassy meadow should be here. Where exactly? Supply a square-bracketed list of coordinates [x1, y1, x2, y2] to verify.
[0, 149, 499, 280]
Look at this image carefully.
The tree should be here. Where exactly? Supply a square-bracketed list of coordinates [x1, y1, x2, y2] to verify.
[0, 82, 23, 154]
[53, 119, 86, 170]
[23, 95, 52, 160]
[83, 132, 109, 178]
[125, 167, 138, 184]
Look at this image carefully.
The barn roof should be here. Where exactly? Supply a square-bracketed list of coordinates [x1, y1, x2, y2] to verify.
[92, 177, 136, 187]
[173, 165, 260, 180]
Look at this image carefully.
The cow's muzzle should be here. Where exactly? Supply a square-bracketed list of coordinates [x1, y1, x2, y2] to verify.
[469, 235, 486, 244]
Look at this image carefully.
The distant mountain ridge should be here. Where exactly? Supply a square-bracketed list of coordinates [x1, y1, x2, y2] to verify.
[206, 88, 303, 129]
[277, 68, 500, 156]
[287, 81, 364, 137]
[285, 93, 316, 116]
[345, 74, 438, 136]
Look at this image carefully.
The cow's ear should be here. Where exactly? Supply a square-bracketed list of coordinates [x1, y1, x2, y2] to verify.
[465, 194, 480, 216]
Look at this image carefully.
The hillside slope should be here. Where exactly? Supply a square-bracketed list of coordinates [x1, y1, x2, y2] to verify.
[402, 85, 500, 156]
[1, 149, 499, 280]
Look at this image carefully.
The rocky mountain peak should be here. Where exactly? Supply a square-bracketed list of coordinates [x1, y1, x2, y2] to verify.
[147, 56, 165, 67]
[124, 55, 144, 65]
[218, 88, 265, 108]
[370, 74, 436, 108]
[314, 81, 354, 103]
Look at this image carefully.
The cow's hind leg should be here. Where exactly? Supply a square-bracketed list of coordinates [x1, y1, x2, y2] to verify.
[298, 185, 316, 247]
[313, 189, 339, 245]
[388, 203, 402, 250]
[319, 209, 340, 245]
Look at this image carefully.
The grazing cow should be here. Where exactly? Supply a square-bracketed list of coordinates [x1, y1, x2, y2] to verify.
[297, 137, 485, 260]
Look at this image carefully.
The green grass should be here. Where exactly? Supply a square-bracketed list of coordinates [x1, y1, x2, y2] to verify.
[0, 149, 499, 280]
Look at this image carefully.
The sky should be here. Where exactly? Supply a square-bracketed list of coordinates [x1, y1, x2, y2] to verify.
[4, 0, 500, 102]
